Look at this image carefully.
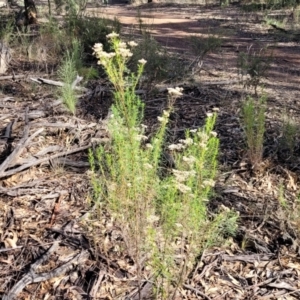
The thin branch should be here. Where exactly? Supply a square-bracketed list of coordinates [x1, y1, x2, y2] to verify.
[0, 144, 93, 179]
[183, 284, 212, 300]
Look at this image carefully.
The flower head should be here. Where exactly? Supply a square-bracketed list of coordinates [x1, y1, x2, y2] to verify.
[203, 179, 215, 187]
[119, 42, 127, 49]
[176, 182, 192, 194]
[163, 110, 170, 117]
[119, 48, 133, 58]
[183, 155, 196, 164]
[147, 214, 159, 223]
[106, 32, 119, 39]
[168, 143, 185, 151]
[144, 163, 153, 169]
[135, 135, 148, 141]
[93, 43, 103, 53]
[172, 169, 196, 182]
[100, 51, 116, 59]
[197, 131, 209, 142]
[138, 58, 147, 65]
[128, 41, 138, 47]
[167, 87, 183, 96]
[179, 138, 193, 145]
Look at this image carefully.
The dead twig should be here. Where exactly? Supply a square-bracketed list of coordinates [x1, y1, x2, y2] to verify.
[183, 284, 212, 300]
[48, 193, 65, 227]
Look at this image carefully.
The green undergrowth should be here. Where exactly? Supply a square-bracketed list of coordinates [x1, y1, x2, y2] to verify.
[241, 94, 267, 167]
[57, 38, 82, 114]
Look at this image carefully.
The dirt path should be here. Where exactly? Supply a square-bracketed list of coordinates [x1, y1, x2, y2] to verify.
[93, 3, 300, 104]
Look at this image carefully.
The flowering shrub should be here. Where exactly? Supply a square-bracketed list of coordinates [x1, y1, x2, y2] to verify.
[89, 33, 238, 299]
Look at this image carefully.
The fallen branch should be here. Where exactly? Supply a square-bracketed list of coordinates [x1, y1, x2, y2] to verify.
[53, 158, 90, 167]
[0, 144, 93, 179]
[267, 282, 298, 291]
[0, 75, 26, 80]
[2, 242, 89, 300]
[0, 107, 41, 175]
[30, 77, 88, 92]
[135, 79, 244, 95]
[32, 122, 78, 129]
[3, 120, 15, 139]
[0, 127, 43, 176]
[35, 145, 62, 156]
[201, 79, 243, 85]
[71, 75, 83, 89]
[31, 121, 97, 130]
[221, 254, 273, 263]
[0, 178, 44, 193]
[15, 155, 89, 169]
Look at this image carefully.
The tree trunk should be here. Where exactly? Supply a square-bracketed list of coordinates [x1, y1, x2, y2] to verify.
[24, 0, 37, 25]
[0, 42, 11, 75]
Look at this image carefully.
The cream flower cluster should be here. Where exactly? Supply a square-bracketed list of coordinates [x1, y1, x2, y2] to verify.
[172, 169, 196, 183]
[168, 125, 217, 153]
[157, 110, 170, 123]
[171, 169, 196, 194]
[93, 32, 147, 64]
[167, 87, 183, 96]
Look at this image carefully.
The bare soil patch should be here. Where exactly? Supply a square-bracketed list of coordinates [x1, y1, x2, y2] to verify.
[1, 3, 300, 299]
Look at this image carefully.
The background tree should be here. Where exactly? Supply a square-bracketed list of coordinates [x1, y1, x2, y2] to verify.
[15, 0, 37, 27]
